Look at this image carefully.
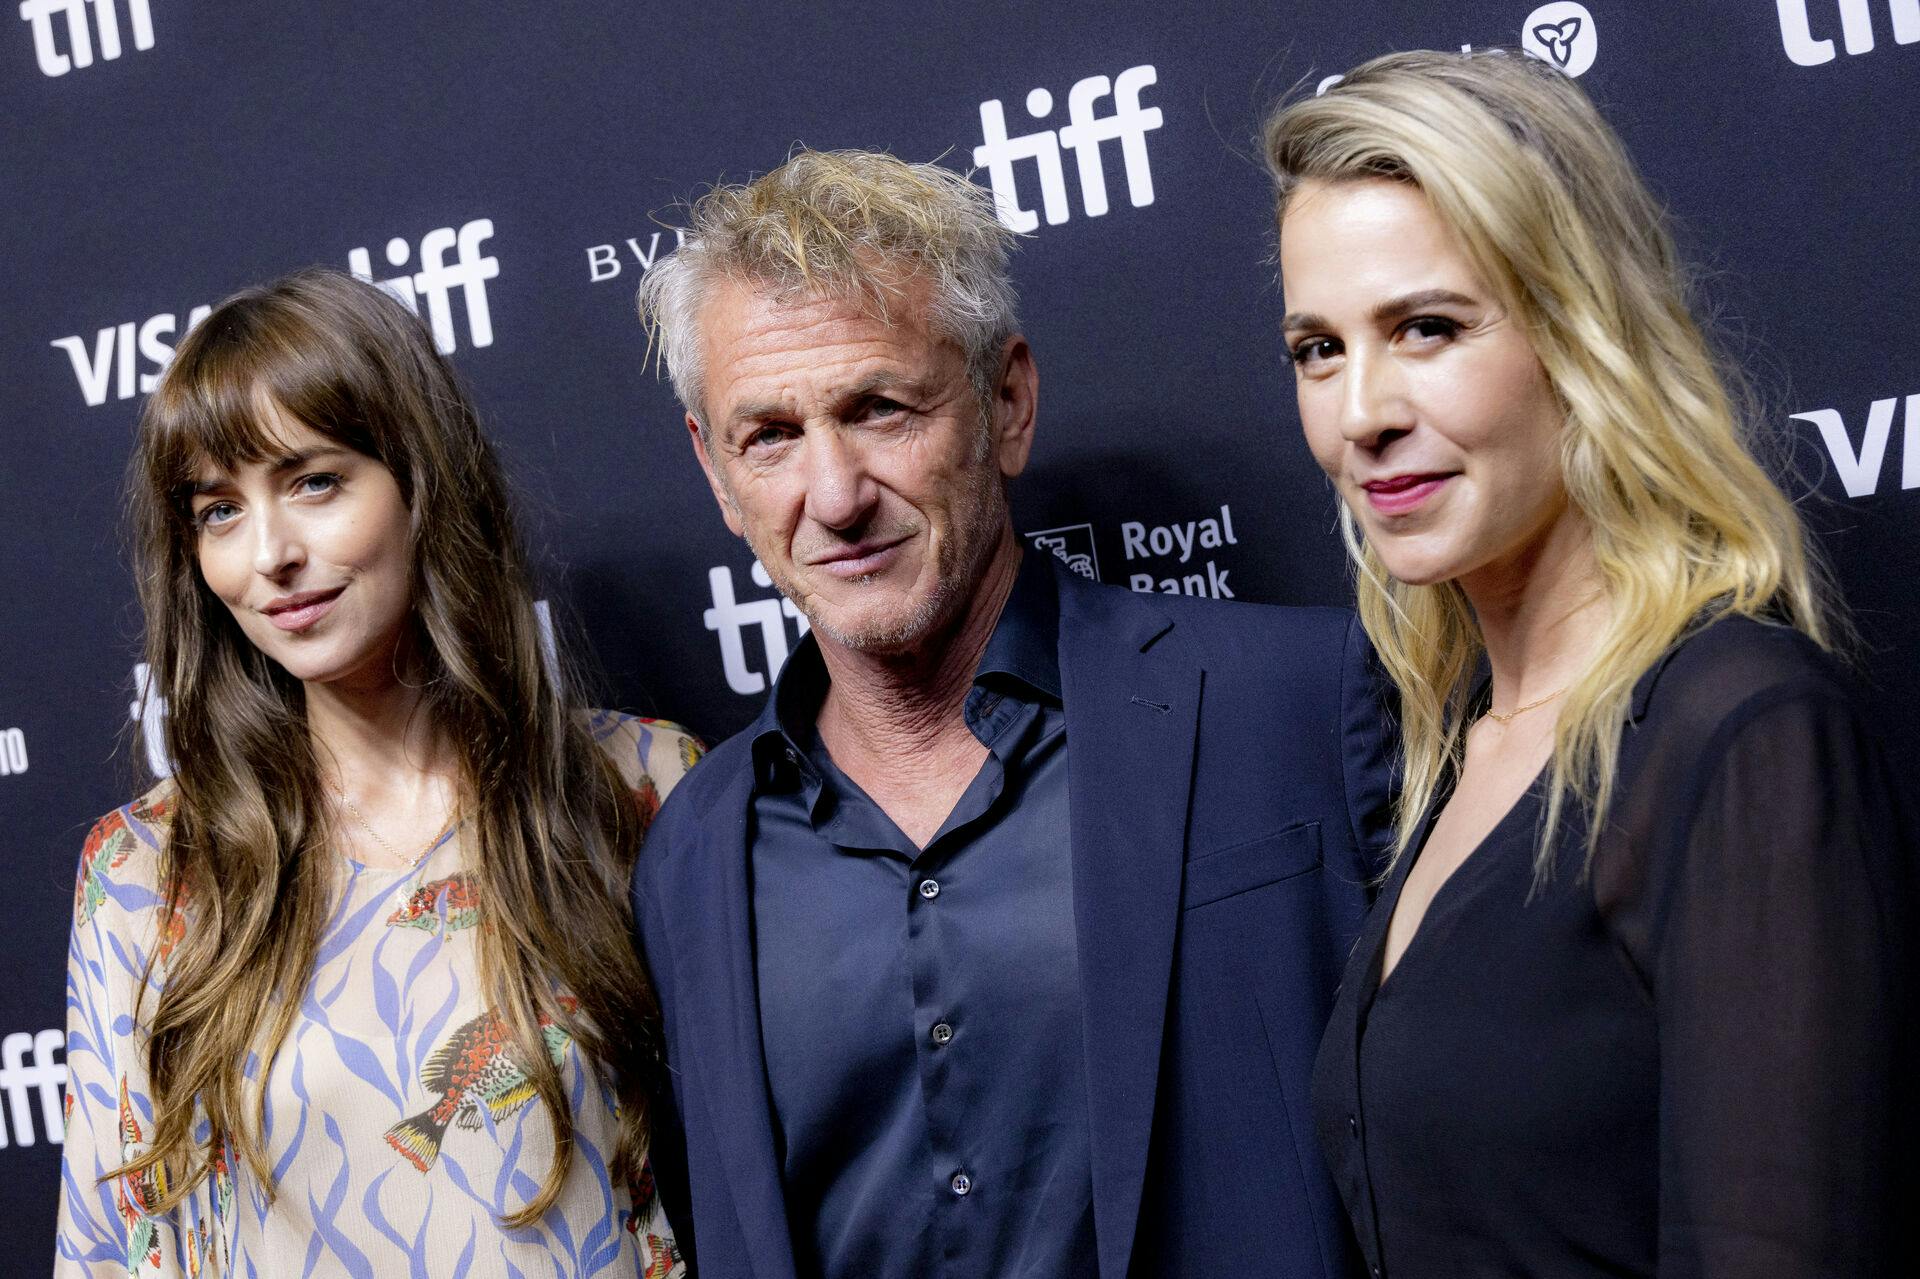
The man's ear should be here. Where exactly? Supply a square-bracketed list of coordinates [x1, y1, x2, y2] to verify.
[688, 414, 744, 537]
[990, 336, 1038, 480]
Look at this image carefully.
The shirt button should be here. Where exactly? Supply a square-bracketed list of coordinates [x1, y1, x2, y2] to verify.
[931, 1022, 954, 1045]
[1348, 1114, 1359, 1137]
[919, 878, 941, 900]
[950, 1171, 971, 1196]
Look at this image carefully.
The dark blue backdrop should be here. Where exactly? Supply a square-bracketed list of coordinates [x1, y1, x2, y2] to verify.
[5, 0, 1915, 1259]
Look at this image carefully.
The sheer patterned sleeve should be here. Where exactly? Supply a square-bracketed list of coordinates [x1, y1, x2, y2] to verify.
[55, 804, 178, 1278]
[1651, 683, 1914, 1276]
[587, 711, 706, 829]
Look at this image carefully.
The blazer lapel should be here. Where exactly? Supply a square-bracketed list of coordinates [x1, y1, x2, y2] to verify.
[1058, 578, 1199, 1279]
[660, 774, 797, 1279]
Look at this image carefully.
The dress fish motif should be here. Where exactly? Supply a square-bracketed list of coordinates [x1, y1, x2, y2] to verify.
[385, 1006, 573, 1173]
[385, 873, 479, 934]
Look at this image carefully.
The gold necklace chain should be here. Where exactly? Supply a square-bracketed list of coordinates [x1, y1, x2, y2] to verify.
[1481, 687, 1567, 725]
[332, 789, 457, 872]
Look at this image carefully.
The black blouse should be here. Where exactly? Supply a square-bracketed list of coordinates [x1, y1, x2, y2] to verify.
[1311, 616, 1916, 1278]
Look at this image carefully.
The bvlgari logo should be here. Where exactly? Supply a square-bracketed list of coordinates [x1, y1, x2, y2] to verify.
[1522, 2, 1598, 76]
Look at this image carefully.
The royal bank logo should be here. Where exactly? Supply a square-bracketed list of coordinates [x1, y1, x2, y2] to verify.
[1793, 390, 1920, 497]
[585, 228, 686, 284]
[19, 0, 152, 77]
[973, 64, 1164, 233]
[1024, 524, 1100, 581]
[1777, 0, 1918, 65]
[347, 218, 500, 354]
[1123, 505, 1241, 599]
[1521, 2, 1598, 76]
[0, 1030, 64, 1148]
[705, 559, 810, 697]
[53, 218, 500, 406]
[0, 726, 26, 777]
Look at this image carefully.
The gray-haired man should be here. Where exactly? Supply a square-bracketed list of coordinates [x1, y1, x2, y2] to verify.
[631, 149, 1391, 1279]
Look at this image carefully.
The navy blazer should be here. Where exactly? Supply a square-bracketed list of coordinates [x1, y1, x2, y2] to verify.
[632, 562, 1394, 1279]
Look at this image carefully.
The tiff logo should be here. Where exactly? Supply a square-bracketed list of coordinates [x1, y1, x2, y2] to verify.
[0, 727, 27, 777]
[348, 218, 500, 354]
[0, 1030, 64, 1148]
[705, 560, 809, 696]
[1794, 392, 1920, 497]
[53, 218, 501, 406]
[1778, 0, 1919, 64]
[973, 65, 1163, 233]
[19, 0, 152, 77]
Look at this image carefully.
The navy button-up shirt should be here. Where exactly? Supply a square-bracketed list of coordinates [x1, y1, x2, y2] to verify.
[749, 554, 1096, 1279]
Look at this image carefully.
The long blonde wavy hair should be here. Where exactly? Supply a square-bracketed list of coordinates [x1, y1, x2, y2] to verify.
[1264, 50, 1837, 874]
[121, 269, 658, 1226]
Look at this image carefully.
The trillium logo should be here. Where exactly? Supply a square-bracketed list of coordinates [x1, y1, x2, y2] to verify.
[1522, 2, 1599, 76]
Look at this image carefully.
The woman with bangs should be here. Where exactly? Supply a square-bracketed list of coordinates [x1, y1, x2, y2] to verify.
[55, 268, 697, 1277]
[1266, 51, 1913, 1276]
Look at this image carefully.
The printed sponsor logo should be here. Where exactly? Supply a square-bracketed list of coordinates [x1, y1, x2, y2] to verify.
[973, 65, 1164, 233]
[19, 0, 152, 77]
[0, 1030, 64, 1148]
[1024, 523, 1100, 582]
[1320, 6, 1601, 97]
[1777, 0, 1919, 65]
[346, 218, 499, 354]
[132, 662, 173, 779]
[0, 726, 27, 777]
[54, 218, 499, 406]
[585, 228, 686, 283]
[1122, 504, 1241, 599]
[50, 305, 213, 408]
[1793, 391, 1920, 497]
[1522, 2, 1599, 76]
[704, 559, 810, 697]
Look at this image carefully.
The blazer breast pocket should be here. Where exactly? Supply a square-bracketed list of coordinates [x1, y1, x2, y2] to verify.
[1183, 822, 1322, 909]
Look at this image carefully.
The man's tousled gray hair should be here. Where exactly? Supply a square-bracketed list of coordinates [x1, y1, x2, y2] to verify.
[635, 149, 1021, 431]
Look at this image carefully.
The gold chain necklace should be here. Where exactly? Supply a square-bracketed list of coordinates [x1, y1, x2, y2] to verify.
[1481, 687, 1566, 725]
[332, 789, 458, 873]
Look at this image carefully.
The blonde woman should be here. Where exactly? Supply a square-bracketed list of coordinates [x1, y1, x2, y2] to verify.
[56, 269, 696, 1276]
[1267, 51, 1913, 1276]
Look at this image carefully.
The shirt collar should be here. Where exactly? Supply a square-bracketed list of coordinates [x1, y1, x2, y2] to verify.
[975, 548, 1063, 704]
[748, 550, 1063, 792]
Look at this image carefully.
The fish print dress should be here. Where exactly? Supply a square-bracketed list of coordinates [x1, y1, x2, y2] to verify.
[55, 713, 703, 1279]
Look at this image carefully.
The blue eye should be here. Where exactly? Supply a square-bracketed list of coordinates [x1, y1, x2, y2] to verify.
[296, 472, 341, 496]
[196, 501, 240, 530]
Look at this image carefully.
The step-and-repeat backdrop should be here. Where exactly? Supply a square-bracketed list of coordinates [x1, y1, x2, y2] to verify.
[4, 0, 1915, 1252]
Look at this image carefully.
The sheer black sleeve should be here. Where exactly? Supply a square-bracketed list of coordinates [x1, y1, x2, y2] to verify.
[1647, 682, 1915, 1276]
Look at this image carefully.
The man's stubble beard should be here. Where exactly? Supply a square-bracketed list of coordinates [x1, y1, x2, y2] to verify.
[745, 424, 1007, 656]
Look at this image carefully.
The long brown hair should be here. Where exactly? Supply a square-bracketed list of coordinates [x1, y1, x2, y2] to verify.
[121, 267, 658, 1226]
